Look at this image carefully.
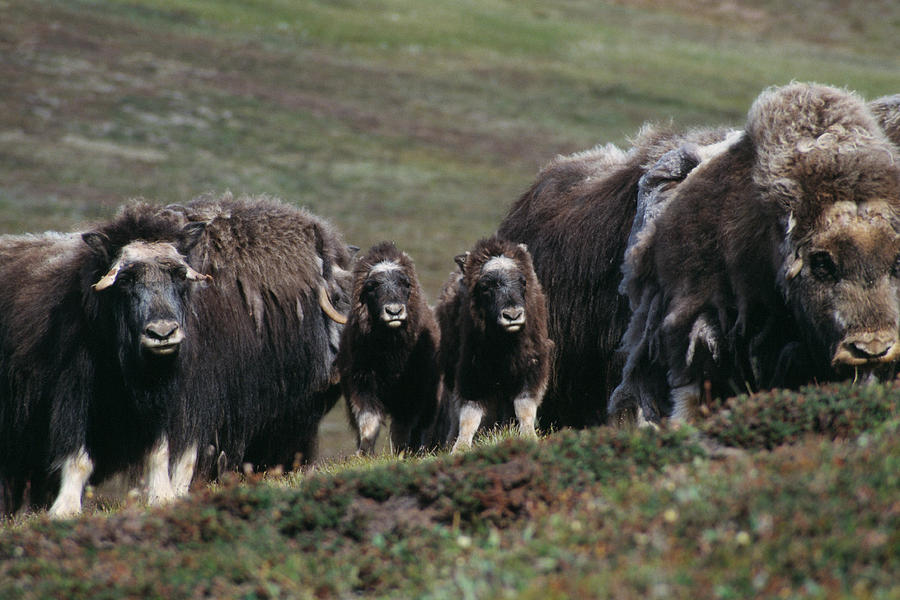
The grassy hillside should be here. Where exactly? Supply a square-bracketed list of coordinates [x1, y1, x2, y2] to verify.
[2, 2, 900, 597]
[2, 382, 899, 598]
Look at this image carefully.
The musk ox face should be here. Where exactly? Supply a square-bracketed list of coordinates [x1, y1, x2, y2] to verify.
[461, 253, 529, 334]
[83, 222, 208, 369]
[360, 260, 412, 329]
[785, 200, 900, 372]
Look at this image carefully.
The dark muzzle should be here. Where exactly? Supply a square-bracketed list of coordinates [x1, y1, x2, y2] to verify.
[140, 319, 184, 355]
[381, 303, 407, 328]
[833, 330, 900, 366]
[499, 306, 526, 332]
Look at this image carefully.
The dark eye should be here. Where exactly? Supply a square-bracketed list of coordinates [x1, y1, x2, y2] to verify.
[809, 251, 838, 282]
[115, 269, 135, 286]
[173, 266, 188, 281]
[398, 273, 411, 288]
[518, 275, 527, 288]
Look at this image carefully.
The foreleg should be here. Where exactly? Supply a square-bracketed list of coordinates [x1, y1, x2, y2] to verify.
[48, 446, 94, 519]
[146, 436, 176, 505]
[171, 442, 198, 497]
[451, 400, 484, 453]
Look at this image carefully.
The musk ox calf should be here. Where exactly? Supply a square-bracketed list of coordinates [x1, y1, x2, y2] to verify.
[611, 83, 900, 423]
[336, 242, 441, 454]
[435, 236, 552, 451]
[0, 205, 210, 517]
[498, 125, 732, 427]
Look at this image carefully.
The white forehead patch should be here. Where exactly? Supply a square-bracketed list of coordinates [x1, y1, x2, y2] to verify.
[110, 241, 185, 266]
[695, 129, 744, 161]
[482, 256, 517, 273]
[370, 260, 402, 275]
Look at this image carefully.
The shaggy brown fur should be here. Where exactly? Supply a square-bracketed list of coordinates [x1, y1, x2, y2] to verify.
[169, 193, 353, 475]
[336, 242, 441, 454]
[435, 236, 552, 450]
[498, 125, 732, 427]
[870, 94, 900, 147]
[615, 83, 900, 423]
[0, 194, 354, 516]
[0, 203, 208, 516]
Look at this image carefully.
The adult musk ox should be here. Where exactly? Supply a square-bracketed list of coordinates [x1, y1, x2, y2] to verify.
[336, 241, 440, 454]
[0, 194, 352, 517]
[0, 204, 209, 517]
[610, 83, 900, 423]
[166, 193, 353, 479]
[435, 236, 552, 451]
[498, 125, 732, 427]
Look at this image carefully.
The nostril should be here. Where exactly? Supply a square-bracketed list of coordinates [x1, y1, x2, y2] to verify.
[502, 308, 524, 322]
[384, 304, 406, 318]
[145, 321, 179, 341]
[851, 341, 892, 359]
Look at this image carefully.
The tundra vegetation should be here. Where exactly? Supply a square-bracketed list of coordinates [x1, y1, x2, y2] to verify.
[2, 0, 900, 598]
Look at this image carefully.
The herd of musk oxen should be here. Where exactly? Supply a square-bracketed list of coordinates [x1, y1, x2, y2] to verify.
[1, 82, 899, 517]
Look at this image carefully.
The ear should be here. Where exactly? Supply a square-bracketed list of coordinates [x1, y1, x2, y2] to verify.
[82, 231, 111, 261]
[454, 252, 469, 271]
[178, 222, 207, 254]
[515, 242, 531, 262]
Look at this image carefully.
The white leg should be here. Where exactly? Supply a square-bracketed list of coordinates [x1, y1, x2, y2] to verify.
[356, 409, 382, 455]
[670, 383, 701, 425]
[451, 401, 484, 453]
[636, 406, 660, 431]
[171, 442, 198, 497]
[49, 446, 94, 519]
[146, 436, 175, 505]
[513, 394, 538, 439]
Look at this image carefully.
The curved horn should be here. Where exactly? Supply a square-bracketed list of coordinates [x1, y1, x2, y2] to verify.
[185, 265, 212, 283]
[786, 256, 803, 281]
[319, 285, 348, 324]
[92, 262, 123, 291]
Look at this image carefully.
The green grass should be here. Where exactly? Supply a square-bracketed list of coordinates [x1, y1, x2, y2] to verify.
[2, 381, 899, 598]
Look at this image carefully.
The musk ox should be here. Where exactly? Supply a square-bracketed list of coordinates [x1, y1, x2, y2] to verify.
[165, 193, 353, 479]
[0, 205, 210, 517]
[435, 236, 552, 451]
[498, 125, 732, 427]
[335, 241, 441, 454]
[500, 83, 900, 427]
[0, 194, 353, 517]
[610, 83, 900, 423]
